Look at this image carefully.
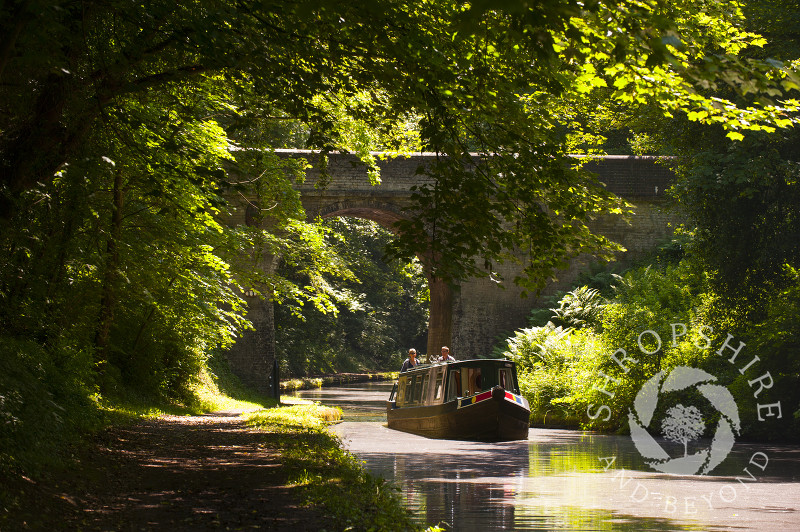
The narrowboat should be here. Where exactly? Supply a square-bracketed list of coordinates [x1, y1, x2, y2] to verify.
[387, 359, 530, 441]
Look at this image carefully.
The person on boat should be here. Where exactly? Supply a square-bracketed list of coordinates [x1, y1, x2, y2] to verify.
[438, 346, 455, 362]
[400, 348, 420, 372]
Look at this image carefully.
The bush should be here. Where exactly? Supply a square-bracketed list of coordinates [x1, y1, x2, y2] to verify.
[504, 325, 606, 426]
[502, 249, 800, 442]
[550, 286, 606, 330]
[503, 255, 734, 432]
[0, 338, 101, 515]
[731, 266, 800, 441]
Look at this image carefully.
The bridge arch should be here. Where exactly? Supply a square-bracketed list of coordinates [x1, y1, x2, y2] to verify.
[307, 200, 407, 230]
[307, 199, 452, 363]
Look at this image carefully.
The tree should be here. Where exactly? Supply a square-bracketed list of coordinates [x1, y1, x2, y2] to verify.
[640, 1, 800, 441]
[2, 1, 797, 287]
[376, 0, 799, 294]
[590, 0, 800, 303]
[662, 405, 705, 457]
[1, 0, 798, 393]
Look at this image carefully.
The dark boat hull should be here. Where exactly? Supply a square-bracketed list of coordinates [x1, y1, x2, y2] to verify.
[386, 388, 529, 441]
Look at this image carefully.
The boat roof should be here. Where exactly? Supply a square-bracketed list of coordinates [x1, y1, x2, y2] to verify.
[400, 358, 515, 375]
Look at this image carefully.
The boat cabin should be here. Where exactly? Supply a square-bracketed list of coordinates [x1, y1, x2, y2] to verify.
[390, 359, 521, 408]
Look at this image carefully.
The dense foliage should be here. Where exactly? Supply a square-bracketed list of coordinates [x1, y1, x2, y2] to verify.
[495, 0, 800, 444]
[2, 0, 797, 292]
[275, 218, 429, 377]
[502, 242, 800, 441]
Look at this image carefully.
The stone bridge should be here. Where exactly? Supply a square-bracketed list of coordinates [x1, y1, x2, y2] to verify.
[225, 150, 678, 394]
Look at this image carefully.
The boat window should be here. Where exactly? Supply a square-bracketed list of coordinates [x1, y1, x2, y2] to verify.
[433, 368, 444, 401]
[413, 374, 426, 403]
[499, 368, 513, 390]
[446, 370, 461, 401]
[403, 375, 414, 404]
[465, 367, 483, 396]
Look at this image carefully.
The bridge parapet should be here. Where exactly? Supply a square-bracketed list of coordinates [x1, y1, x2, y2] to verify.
[279, 149, 675, 199]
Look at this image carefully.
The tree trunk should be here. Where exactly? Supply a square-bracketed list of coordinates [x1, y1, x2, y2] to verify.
[95, 170, 124, 364]
[426, 276, 453, 363]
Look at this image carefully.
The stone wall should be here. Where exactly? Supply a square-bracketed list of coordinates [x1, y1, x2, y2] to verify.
[224, 296, 276, 395]
[219, 193, 280, 395]
[451, 199, 680, 359]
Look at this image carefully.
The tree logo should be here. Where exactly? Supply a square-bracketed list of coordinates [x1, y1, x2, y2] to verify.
[628, 366, 741, 475]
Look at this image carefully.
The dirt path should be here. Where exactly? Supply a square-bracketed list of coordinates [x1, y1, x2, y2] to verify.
[9, 412, 331, 531]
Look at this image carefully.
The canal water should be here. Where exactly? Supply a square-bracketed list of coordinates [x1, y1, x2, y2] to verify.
[288, 382, 800, 531]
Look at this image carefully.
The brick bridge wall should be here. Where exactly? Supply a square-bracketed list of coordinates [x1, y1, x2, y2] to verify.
[224, 151, 678, 392]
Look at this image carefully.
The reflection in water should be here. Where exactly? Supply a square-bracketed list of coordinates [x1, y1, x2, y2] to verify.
[290, 383, 800, 531]
[287, 381, 390, 421]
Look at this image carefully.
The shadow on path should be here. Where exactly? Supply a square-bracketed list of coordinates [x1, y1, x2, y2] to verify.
[8, 412, 329, 531]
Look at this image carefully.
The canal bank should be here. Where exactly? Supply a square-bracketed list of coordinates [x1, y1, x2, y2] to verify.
[281, 371, 397, 392]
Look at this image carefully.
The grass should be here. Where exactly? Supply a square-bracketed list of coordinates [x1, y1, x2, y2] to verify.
[97, 363, 277, 424]
[246, 403, 437, 531]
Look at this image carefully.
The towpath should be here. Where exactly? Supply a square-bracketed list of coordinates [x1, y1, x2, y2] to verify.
[7, 411, 329, 531]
